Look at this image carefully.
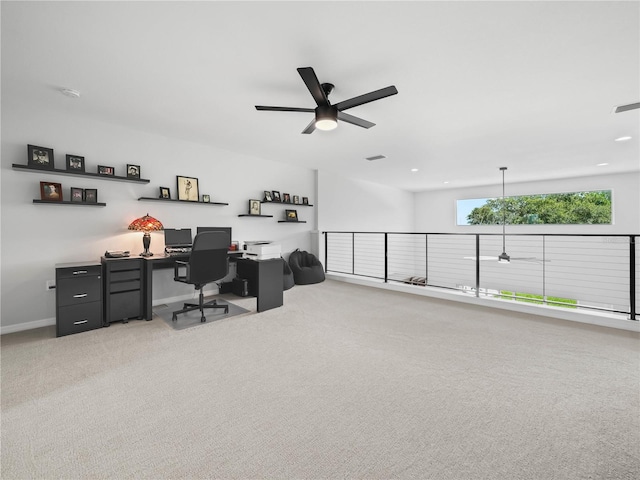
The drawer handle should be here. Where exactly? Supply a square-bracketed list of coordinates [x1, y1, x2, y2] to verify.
[72, 270, 88, 275]
[73, 293, 88, 298]
[73, 319, 88, 325]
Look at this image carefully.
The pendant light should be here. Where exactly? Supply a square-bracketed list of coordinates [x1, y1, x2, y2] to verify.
[498, 167, 510, 263]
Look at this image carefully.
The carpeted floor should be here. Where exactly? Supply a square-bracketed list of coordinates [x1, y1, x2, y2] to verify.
[1, 279, 639, 479]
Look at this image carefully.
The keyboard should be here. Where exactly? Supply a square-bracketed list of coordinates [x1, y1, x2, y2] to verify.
[165, 247, 192, 256]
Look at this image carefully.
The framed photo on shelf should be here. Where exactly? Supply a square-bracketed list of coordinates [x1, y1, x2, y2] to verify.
[202, 194, 210, 203]
[283, 193, 291, 203]
[39, 181, 62, 201]
[84, 188, 98, 203]
[249, 199, 261, 215]
[28, 145, 55, 170]
[272, 190, 281, 202]
[70, 187, 84, 202]
[126, 164, 141, 179]
[66, 154, 85, 172]
[264, 191, 273, 202]
[159, 187, 171, 199]
[302, 197, 309, 205]
[293, 195, 300, 204]
[177, 175, 199, 201]
[285, 209, 298, 222]
[97, 165, 115, 176]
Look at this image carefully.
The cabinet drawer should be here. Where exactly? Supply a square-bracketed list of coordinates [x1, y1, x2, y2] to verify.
[57, 277, 102, 307]
[107, 259, 141, 272]
[57, 264, 102, 280]
[110, 270, 140, 282]
[109, 291, 142, 321]
[57, 302, 102, 337]
[110, 280, 141, 293]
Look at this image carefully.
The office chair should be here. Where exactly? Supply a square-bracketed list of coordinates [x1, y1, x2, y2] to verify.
[172, 231, 229, 322]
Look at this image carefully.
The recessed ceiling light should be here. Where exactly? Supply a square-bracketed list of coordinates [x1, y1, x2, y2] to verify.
[614, 136, 632, 142]
[443, 181, 449, 184]
[61, 88, 81, 98]
[410, 168, 419, 172]
[597, 163, 609, 166]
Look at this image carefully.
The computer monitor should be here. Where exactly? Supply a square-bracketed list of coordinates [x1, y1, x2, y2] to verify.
[164, 228, 193, 247]
[197, 227, 232, 248]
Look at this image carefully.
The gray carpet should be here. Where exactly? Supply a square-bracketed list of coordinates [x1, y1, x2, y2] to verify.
[154, 297, 250, 330]
[1, 280, 639, 479]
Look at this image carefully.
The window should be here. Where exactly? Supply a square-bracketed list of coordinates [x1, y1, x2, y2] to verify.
[457, 190, 612, 226]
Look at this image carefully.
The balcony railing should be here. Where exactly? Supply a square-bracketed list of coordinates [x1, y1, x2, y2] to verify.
[323, 232, 638, 321]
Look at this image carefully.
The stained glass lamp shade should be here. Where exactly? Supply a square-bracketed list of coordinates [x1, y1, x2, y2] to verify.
[128, 213, 163, 257]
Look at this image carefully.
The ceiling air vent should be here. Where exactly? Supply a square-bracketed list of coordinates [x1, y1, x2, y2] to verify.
[365, 155, 386, 161]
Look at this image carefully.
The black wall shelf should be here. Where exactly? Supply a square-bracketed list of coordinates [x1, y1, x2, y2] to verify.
[138, 197, 228, 206]
[33, 200, 106, 207]
[262, 201, 313, 207]
[278, 220, 307, 223]
[238, 214, 274, 218]
[13, 164, 150, 184]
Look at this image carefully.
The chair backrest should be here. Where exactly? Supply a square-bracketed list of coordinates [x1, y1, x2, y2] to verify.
[187, 231, 229, 285]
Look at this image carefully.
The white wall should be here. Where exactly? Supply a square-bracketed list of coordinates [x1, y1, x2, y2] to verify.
[414, 172, 640, 234]
[1, 104, 316, 332]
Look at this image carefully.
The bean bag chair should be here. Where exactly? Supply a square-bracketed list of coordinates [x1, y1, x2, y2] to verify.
[288, 249, 325, 285]
[283, 258, 295, 291]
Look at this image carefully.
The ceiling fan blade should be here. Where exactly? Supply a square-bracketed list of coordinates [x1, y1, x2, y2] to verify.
[255, 106, 314, 112]
[334, 85, 398, 111]
[301, 118, 316, 134]
[614, 102, 640, 113]
[297, 67, 329, 107]
[338, 111, 375, 129]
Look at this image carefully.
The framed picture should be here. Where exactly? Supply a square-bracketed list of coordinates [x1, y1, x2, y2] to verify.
[28, 145, 54, 170]
[177, 175, 199, 201]
[285, 209, 298, 222]
[66, 154, 85, 172]
[202, 194, 210, 203]
[293, 195, 300, 204]
[249, 199, 261, 215]
[283, 193, 291, 203]
[84, 188, 98, 203]
[40, 181, 62, 201]
[272, 190, 281, 202]
[127, 164, 140, 179]
[70, 187, 84, 202]
[302, 197, 309, 205]
[98, 165, 115, 176]
[264, 191, 273, 202]
[159, 187, 171, 199]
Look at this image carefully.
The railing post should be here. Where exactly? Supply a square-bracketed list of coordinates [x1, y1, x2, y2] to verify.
[384, 233, 388, 283]
[631, 236, 636, 320]
[475, 234, 480, 297]
[351, 233, 355, 275]
[324, 232, 328, 273]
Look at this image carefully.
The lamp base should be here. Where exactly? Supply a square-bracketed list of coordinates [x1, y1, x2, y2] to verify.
[140, 251, 154, 257]
[140, 232, 153, 257]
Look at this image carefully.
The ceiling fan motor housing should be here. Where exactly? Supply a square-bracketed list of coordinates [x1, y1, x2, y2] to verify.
[315, 104, 338, 130]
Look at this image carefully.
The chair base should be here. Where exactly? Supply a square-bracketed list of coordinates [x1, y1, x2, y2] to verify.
[172, 291, 229, 322]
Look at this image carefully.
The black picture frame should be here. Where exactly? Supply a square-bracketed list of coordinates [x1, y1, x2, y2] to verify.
[98, 165, 115, 176]
[28, 145, 54, 170]
[70, 187, 84, 202]
[159, 187, 171, 199]
[285, 209, 298, 221]
[66, 154, 85, 172]
[264, 191, 273, 202]
[40, 181, 62, 201]
[84, 188, 98, 203]
[302, 197, 309, 205]
[177, 175, 199, 201]
[272, 191, 281, 202]
[293, 195, 300, 205]
[126, 164, 141, 179]
[249, 199, 261, 215]
[202, 194, 210, 203]
[283, 193, 291, 203]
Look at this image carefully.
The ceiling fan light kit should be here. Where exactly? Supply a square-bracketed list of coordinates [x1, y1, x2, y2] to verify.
[498, 166, 510, 264]
[255, 66, 398, 134]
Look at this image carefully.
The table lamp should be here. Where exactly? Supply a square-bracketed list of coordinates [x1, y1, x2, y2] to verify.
[128, 213, 163, 257]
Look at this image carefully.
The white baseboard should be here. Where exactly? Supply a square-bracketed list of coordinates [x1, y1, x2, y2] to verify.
[1, 317, 56, 335]
[327, 273, 640, 333]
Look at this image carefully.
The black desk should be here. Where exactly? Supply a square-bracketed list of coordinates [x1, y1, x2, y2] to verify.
[142, 253, 283, 319]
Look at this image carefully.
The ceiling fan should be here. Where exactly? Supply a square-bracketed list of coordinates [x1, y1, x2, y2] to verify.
[255, 67, 398, 134]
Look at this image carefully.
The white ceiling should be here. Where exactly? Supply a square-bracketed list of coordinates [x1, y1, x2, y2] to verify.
[2, 1, 639, 192]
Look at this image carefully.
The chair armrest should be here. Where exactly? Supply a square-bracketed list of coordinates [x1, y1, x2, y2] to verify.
[174, 260, 190, 282]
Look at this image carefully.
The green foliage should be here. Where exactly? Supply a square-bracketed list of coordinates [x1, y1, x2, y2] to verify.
[500, 291, 577, 308]
[467, 190, 611, 225]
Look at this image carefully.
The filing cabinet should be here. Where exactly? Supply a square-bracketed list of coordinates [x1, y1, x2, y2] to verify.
[102, 257, 144, 325]
[55, 262, 103, 337]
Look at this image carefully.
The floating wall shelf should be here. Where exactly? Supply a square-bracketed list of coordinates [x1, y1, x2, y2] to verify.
[13, 164, 150, 184]
[33, 200, 107, 207]
[238, 214, 274, 218]
[278, 220, 307, 223]
[138, 197, 228, 206]
[261, 201, 313, 207]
